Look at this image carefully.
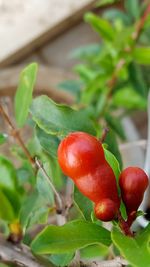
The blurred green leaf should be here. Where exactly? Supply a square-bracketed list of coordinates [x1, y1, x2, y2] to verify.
[0, 133, 8, 145]
[133, 46, 150, 65]
[105, 113, 126, 140]
[125, 0, 140, 20]
[74, 185, 93, 221]
[58, 80, 82, 97]
[31, 220, 111, 254]
[36, 126, 59, 158]
[70, 44, 101, 61]
[30, 95, 96, 137]
[103, 8, 131, 25]
[49, 253, 74, 267]
[113, 87, 146, 109]
[85, 13, 115, 41]
[96, 0, 119, 7]
[112, 224, 150, 267]
[128, 63, 147, 97]
[15, 63, 38, 127]
[0, 190, 15, 221]
[0, 156, 18, 191]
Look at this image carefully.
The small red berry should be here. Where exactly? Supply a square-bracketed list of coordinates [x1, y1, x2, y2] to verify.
[94, 198, 118, 222]
[58, 132, 105, 179]
[119, 167, 149, 213]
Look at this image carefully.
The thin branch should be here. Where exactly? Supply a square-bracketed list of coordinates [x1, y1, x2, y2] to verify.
[0, 103, 34, 165]
[0, 236, 48, 267]
[0, 103, 64, 217]
[80, 257, 128, 267]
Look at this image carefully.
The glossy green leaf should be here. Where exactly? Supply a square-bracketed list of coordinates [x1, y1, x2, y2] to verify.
[0, 190, 15, 221]
[85, 13, 114, 41]
[133, 46, 150, 65]
[31, 220, 111, 254]
[105, 129, 123, 169]
[0, 133, 8, 145]
[15, 63, 38, 127]
[30, 95, 96, 137]
[49, 253, 74, 267]
[104, 148, 121, 182]
[0, 156, 17, 191]
[113, 87, 146, 110]
[105, 113, 126, 140]
[36, 126, 59, 158]
[74, 185, 93, 221]
[112, 225, 150, 267]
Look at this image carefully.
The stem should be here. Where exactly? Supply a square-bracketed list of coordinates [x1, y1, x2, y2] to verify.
[118, 212, 134, 237]
[0, 104, 34, 165]
[0, 103, 63, 214]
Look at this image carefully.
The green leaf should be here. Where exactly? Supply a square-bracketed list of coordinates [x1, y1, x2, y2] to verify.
[112, 225, 150, 267]
[31, 220, 111, 254]
[113, 87, 146, 110]
[36, 126, 59, 158]
[20, 190, 49, 230]
[70, 44, 101, 61]
[128, 63, 147, 97]
[105, 113, 126, 140]
[80, 244, 108, 259]
[0, 190, 15, 221]
[84, 13, 114, 41]
[133, 46, 150, 65]
[0, 156, 18, 191]
[58, 80, 82, 98]
[104, 148, 121, 182]
[96, 0, 119, 7]
[49, 253, 74, 267]
[103, 8, 131, 25]
[36, 164, 54, 205]
[125, 0, 140, 20]
[0, 133, 8, 145]
[105, 129, 123, 169]
[30, 95, 96, 137]
[74, 185, 93, 221]
[14, 63, 38, 127]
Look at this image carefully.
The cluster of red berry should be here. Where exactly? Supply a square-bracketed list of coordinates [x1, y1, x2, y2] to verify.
[58, 132, 149, 227]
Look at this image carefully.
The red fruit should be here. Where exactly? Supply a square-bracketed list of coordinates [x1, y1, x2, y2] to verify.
[119, 167, 149, 213]
[94, 198, 118, 221]
[58, 132, 105, 179]
[75, 162, 120, 206]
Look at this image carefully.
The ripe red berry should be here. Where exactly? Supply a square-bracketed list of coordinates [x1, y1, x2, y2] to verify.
[119, 167, 149, 213]
[94, 198, 118, 221]
[75, 162, 120, 205]
[58, 131, 105, 179]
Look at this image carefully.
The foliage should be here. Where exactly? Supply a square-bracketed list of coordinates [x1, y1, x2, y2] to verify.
[0, 1, 150, 267]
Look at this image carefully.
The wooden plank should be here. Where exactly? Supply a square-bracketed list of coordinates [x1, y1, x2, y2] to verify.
[0, 0, 95, 67]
